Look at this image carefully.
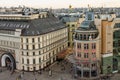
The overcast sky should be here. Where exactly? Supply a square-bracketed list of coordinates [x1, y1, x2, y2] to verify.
[0, 0, 120, 8]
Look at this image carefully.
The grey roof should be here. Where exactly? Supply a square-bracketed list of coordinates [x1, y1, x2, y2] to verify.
[61, 16, 78, 23]
[0, 14, 65, 36]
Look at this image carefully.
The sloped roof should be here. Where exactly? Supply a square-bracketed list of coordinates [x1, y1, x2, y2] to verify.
[0, 13, 65, 36]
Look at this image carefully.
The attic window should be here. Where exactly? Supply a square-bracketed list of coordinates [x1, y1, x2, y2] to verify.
[67, 24, 70, 27]
[72, 24, 75, 27]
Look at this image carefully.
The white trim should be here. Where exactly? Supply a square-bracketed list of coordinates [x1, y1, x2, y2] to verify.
[102, 53, 113, 58]
[1, 54, 12, 67]
[112, 70, 118, 73]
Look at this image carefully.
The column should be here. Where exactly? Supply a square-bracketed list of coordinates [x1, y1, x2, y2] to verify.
[75, 42, 77, 56]
[97, 62, 99, 77]
[89, 62, 91, 78]
[81, 64, 83, 78]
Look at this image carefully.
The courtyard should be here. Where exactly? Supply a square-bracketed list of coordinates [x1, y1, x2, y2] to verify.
[0, 60, 76, 80]
[0, 59, 120, 80]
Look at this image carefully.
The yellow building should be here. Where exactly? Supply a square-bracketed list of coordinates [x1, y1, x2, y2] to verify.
[61, 16, 79, 47]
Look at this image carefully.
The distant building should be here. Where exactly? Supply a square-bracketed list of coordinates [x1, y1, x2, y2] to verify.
[0, 10, 68, 71]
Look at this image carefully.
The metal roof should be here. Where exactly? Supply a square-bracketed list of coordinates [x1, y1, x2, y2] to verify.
[0, 13, 65, 36]
[78, 21, 97, 30]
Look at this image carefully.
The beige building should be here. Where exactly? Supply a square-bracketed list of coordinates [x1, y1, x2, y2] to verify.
[61, 16, 79, 47]
[0, 12, 68, 71]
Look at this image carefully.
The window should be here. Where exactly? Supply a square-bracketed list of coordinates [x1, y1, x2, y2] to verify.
[77, 43, 81, 48]
[27, 67, 29, 71]
[91, 34, 94, 39]
[21, 38, 23, 43]
[32, 45, 35, 49]
[26, 45, 29, 50]
[80, 34, 82, 40]
[33, 59, 35, 64]
[77, 53, 81, 57]
[84, 34, 86, 40]
[22, 66, 24, 70]
[92, 43, 96, 49]
[84, 44, 89, 49]
[33, 52, 35, 56]
[67, 24, 70, 27]
[33, 67, 36, 71]
[53, 50, 55, 55]
[88, 35, 90, 40]
[26, 38, 28, 43]
[92, 52, 96, 58]
[87, 13, 92, 20]
[27, 52, 28, 56]
[22, 58, 24, 64]
[49, 53, 51, 57]
[39, 51, 41, 55]
[72, 24, 75, 27]
[92, 64, 96, 67]
[43, 56, 45, 61]
[84, 44, 86, 49]
[86, 44, 89, 49]
[118, 40, 120, 46]
[84, 53, 89, 58]
[39, 58, 41, 63]
[22, 51, 24, 55]
[38, 37, 40, 42]
[75, 34, 77, 39]
[84, 64, 89, 67]
[32, 38, 34, 43]
[39, 44, 40, 48]
[27, 59, 29, 64]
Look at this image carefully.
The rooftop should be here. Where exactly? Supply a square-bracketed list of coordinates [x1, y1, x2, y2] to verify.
[0, 12, 66, 36]
[78, 21, 97, 30]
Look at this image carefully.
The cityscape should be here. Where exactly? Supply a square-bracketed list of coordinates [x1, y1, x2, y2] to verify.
[0, 0, 120, 80]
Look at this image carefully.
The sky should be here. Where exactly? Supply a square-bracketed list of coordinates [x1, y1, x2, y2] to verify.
[0, 0, 120, 8]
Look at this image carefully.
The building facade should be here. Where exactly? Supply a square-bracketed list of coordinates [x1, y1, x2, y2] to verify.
[71, 8, 120, 79]
[0, 11, 68, 71]
[73, 10, 101, 78]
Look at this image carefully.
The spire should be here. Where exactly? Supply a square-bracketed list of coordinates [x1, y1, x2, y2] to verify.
[69, 4, 72, 14]
[88, 4, 93, 12]
[69, 5, 72, 9]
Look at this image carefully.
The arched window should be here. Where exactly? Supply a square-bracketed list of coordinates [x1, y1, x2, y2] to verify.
[95, 34, 97, 38]
[75, 34, 77, 39]
[84, 34, 86, 40]
[91, 34, 94, 39]
[88, 34, 90, 40]
[80, 34, 82, 40]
